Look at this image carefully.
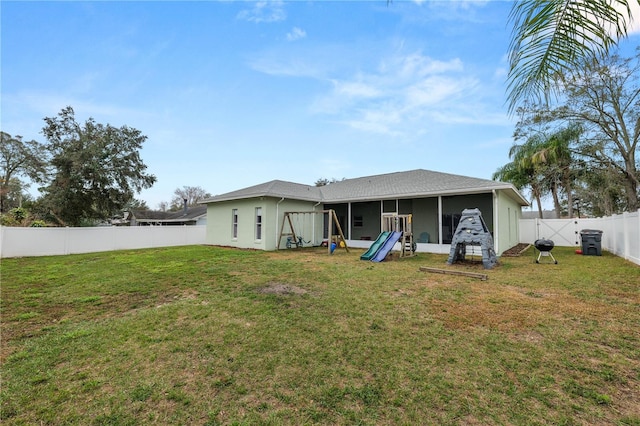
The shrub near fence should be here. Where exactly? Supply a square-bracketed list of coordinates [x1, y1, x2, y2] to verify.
[519, 209, 640, 266]
[0, 225, 206, 258]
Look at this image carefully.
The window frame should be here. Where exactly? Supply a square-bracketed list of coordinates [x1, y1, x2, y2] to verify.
[232, 209, 238, 239]
[255, 207, 263, 241]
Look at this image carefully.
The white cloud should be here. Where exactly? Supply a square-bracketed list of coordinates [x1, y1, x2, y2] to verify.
[237, 1, 286, 23]
[331, 80, 381, 99]
[626, 0, 640, 34]
[310, 52, 487, 135]
[342, 107, 404, 137]
[584, 0, 640, 39]
[380, 53, 463, 79]
[249, 56, 322, 78]
[250, 45, 508, 138]
[405, 75, 475, 107]
[286, 27, 306, 41]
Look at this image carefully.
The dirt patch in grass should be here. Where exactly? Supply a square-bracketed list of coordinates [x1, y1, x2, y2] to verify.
[258, 283, 309, 296]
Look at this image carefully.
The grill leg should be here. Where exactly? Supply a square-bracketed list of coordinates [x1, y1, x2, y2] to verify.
[536, 250, 558, 264]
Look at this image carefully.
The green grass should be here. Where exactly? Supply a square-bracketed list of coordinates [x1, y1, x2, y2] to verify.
[2, 245, 639, 425]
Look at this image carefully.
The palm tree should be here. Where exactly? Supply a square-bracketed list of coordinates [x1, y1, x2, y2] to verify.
[493, 135, 550, 216]
[507, 0, 638, 111]
[530, 126, 582, 217]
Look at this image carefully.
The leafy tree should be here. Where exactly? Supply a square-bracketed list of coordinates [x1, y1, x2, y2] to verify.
[0, 177, 35, 212]
[314, 177, 344, 187]
[170, 186, 211, 210]
[517, 49, 640, 212]
[558, 50, 639, 211]
[574, 164, 627, 216]
[507, 0, 639, 110]
[0, 131, 48, 213]
[125, 198, 150, 210]
[40, 106, 156, 226]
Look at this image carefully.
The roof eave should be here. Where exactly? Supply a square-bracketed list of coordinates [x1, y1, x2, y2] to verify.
[200, 194, 322, 204]
[323, 185, 527, 204]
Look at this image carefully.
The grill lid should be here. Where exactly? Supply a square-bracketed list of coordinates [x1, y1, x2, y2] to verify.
[534, 239, 554, 251]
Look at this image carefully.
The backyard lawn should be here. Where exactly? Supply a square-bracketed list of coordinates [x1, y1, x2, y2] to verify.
[1, 245, 639, 425]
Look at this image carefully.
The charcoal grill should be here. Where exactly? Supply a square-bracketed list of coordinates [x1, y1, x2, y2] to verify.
[534, 238, 557, 264]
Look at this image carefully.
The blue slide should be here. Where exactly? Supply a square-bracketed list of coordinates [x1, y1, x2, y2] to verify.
[360, 231, 391, 260]
[371, 231, 402, 262]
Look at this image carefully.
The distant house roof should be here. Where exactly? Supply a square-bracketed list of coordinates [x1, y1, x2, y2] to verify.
[130, 205, 208, 225]
[200, 169, 529, 206]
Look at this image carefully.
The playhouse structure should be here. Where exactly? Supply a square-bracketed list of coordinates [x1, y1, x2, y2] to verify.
[446, 208, 498, 269]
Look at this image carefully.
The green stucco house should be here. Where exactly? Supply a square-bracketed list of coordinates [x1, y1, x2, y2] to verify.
[199, 169, 529, 256]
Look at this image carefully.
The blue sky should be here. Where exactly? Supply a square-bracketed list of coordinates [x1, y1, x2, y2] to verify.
[2, 1, 639, 209]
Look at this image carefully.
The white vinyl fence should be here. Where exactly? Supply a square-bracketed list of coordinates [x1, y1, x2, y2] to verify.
[519, 209, 640, 266]
[3, 212, 639, 266]
[0, 225, 206, 258]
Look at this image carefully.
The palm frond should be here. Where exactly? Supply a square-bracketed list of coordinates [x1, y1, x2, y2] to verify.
[507, 0, 634, 113]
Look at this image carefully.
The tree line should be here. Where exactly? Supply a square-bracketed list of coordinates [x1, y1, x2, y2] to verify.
[1, 107, 209, 227]
[494, 48, 639, 218]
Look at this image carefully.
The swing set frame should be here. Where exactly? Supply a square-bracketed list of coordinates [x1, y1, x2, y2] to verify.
[277, 209, 349, 254]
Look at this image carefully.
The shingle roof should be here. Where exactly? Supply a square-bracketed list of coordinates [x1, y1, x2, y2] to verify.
[200, 180, 323, 203]
[200, 169, 528, 206]
[132, 205, 208, 222]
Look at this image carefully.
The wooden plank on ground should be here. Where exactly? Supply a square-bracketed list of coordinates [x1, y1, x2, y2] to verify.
[419, 266, 488, 281]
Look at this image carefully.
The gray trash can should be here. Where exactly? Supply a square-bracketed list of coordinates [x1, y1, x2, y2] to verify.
[580, 229, 603, 256]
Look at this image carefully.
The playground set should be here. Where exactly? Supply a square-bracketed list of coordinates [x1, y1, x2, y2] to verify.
[360, 214, 416, 262]
[278, 208, 498, 270]
[277, 209, 349, 254]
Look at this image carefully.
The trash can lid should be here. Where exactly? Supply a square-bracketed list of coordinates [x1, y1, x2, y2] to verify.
[580, 229, 603, 234]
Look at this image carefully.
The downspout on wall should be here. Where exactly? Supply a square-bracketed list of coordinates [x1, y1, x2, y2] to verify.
[437, 195, 443, 245]
[313, 201, 321, 245]
[492, 190, 499, 254]
[276, 197, 285, 248]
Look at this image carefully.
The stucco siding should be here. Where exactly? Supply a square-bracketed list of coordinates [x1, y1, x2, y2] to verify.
[206, 199, 265, 250]
[494, 191, 522, 254]
[205, 198, 320, 250]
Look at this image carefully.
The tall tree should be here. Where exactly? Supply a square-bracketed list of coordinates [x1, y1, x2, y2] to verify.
[558, 49, 639, 211]
[0, 132, 48, 213]
[40, 107, 156, 226]
[170, 186, 211, 210]
[518, 50, 640, 212]
[507, 0, 638, 111]
[574, 163, 627, 216]
[530, 126, 583, 217]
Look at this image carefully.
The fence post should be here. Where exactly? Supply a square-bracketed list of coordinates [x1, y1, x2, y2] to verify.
[64, 227, 70, 255]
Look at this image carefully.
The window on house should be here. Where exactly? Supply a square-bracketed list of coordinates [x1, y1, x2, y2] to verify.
[353, 215, 364, 227]
[383, 199, 396, 213]
[232, 209, 238, 238]
[255, 207, 262, 240]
